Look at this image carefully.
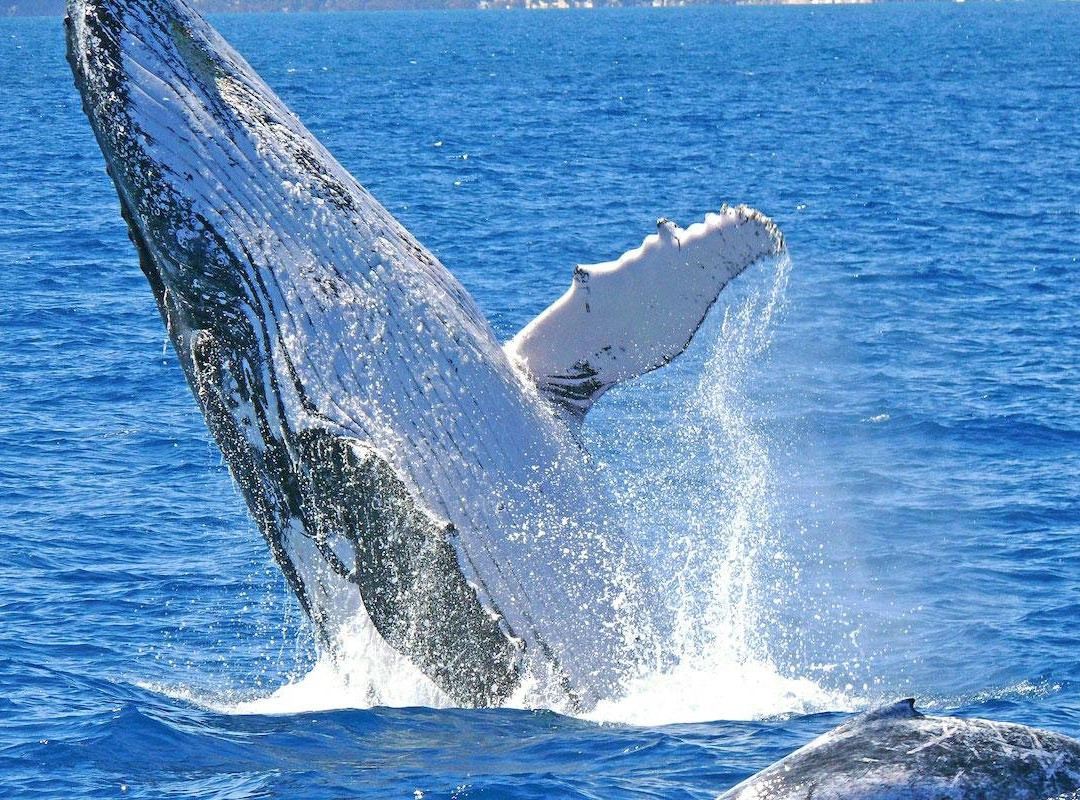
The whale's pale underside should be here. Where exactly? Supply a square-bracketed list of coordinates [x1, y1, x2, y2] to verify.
[66, 0, 784, 710]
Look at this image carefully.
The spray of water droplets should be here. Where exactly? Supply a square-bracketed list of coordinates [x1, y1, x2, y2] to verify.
[585, 253, 857, 724]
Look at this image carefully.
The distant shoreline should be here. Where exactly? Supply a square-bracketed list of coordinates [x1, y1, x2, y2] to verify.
[3, 0, 884, 18]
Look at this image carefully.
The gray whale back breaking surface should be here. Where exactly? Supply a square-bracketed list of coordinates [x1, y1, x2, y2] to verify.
[719, 699, 1080, 800]
[66, 0, 784, 709]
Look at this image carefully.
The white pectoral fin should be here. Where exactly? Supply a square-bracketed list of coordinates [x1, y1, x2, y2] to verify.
[505, 205, 785, 418]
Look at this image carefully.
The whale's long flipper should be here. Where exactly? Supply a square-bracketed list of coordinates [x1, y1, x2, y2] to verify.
[506, 207, 784, 418]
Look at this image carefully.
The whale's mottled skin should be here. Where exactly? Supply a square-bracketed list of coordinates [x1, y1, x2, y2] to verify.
[718, 699, 1080, 800]
[65, 0, 783, 709]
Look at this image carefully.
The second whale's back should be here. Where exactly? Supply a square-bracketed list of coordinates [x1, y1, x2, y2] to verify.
[719, 700, 1080, 800]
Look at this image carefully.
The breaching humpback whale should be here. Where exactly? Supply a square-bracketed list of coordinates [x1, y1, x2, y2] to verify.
[66, 0, 784, 709]
[718, 699, 1080, 800]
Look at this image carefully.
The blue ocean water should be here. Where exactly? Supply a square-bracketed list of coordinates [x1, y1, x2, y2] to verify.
[2, 2, 1080, 797]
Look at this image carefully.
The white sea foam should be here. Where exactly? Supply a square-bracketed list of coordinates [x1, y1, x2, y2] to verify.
[586, 658, 855, 726]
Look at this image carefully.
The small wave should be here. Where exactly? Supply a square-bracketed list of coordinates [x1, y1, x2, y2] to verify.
[135, 680, 258, 715]
[915, 679, 1064, 714]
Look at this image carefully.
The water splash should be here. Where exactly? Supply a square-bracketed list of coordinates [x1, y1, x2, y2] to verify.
[199, 253, 856, 722]
[584, 253, 858, 724]
[587, 657, 854, 726]
[229, 625, 452, 715]
[671, 250, 792, 670]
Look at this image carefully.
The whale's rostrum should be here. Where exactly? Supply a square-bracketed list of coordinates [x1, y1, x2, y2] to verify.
[66, 0, 785, 709]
